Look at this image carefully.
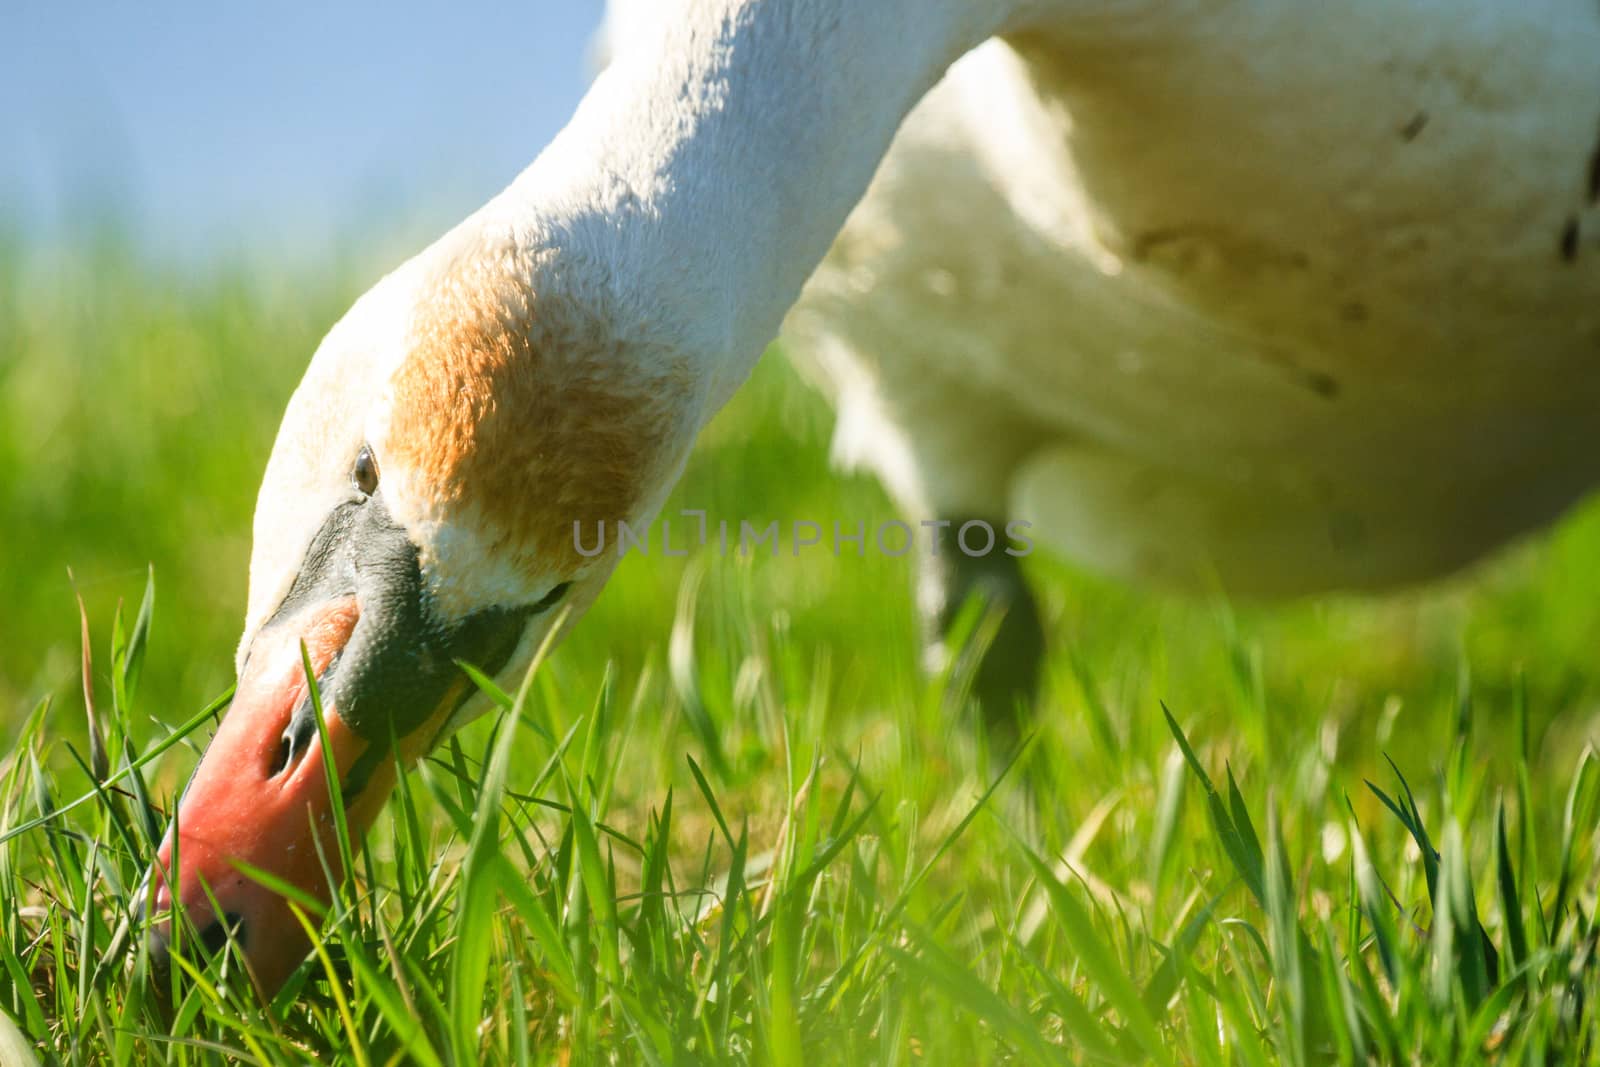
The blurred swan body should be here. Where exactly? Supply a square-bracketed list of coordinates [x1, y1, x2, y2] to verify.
[777, 7, 1600, 594]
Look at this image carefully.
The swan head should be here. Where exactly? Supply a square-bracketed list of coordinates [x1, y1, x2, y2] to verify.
[143, 221, 704, 995]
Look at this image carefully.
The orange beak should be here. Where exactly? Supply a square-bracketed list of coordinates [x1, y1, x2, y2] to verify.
[144, 597, 401, 996]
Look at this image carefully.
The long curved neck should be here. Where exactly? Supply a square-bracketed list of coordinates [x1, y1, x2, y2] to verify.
[500, 0, 1029, 404]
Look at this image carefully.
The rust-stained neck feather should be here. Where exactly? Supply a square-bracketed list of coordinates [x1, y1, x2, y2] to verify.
[385, 235, 693, 578]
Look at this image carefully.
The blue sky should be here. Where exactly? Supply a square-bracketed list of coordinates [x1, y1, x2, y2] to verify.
[3, 2, 600, 261]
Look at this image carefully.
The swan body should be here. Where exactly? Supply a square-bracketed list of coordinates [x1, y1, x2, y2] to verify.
[144, 0, 1600, 993]
[790, 7, 1600, 594]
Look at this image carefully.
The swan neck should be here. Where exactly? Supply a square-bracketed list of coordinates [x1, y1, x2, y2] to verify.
[509, 0, 1016, 400]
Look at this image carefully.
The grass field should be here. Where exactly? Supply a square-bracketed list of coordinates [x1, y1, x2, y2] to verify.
[6, 235, 1600, 1063]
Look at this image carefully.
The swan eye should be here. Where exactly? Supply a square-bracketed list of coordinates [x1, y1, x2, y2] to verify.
[352, 445, 380, 496]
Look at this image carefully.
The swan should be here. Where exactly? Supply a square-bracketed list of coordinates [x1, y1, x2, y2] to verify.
[145, 0, 1600, 994]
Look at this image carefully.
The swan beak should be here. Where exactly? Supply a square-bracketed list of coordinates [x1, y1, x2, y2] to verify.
[142, 595, 437, 997]
[140, 485, 535, 996]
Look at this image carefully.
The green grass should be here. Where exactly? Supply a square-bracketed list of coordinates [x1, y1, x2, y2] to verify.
[6, 236, 1600, 1063]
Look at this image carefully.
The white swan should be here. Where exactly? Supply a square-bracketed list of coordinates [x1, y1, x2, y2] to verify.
[145, 0, 1600, 993]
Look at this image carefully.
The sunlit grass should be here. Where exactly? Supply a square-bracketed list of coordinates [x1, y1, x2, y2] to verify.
[6, 239, 1600, 1063]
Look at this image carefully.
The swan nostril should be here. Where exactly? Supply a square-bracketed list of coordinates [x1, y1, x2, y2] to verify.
[271, 711, 319, 779]
[269, 733, 294, 778]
